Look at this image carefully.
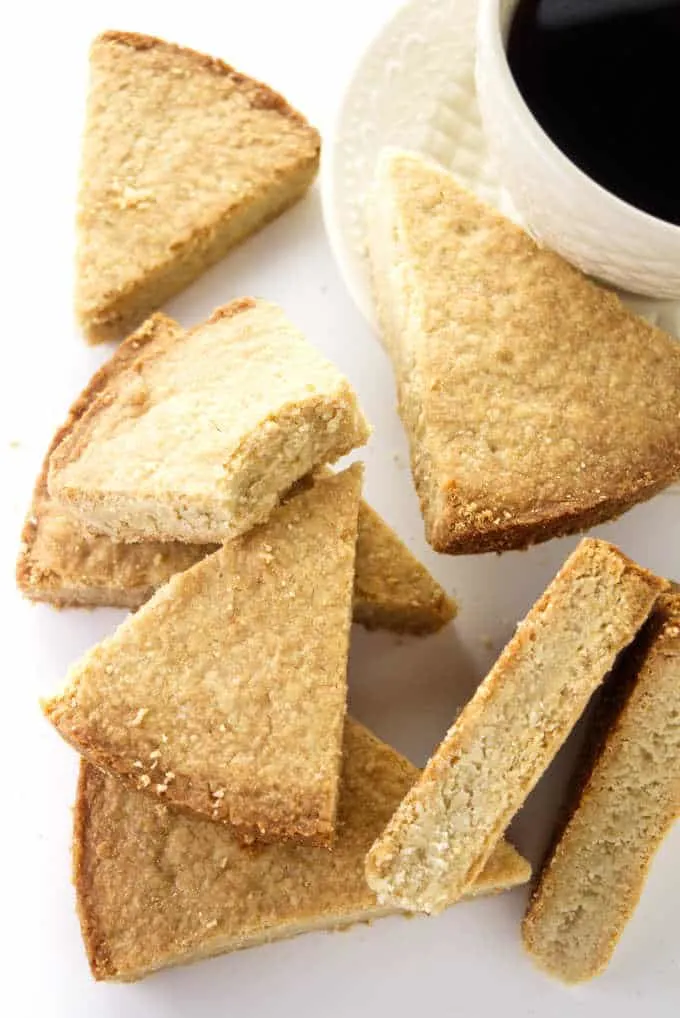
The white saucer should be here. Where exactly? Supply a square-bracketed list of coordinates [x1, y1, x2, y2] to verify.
[321, 0, 680, 337]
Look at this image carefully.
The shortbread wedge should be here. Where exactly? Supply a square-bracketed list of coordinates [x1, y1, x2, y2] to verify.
[18, 471, 454, 632]
[352, 501, 455, 633]
[20, 313, 448, 629]
[77, 31, 320, 342]
[522, 594, 680, 983]
[365, 539, 666, 913]
[18, 313, 205, 607]
[74, 719, 531, 982]
[367, 149, 680, 554]
[48, 299, 370, 544]
[44, 466, 363, 846]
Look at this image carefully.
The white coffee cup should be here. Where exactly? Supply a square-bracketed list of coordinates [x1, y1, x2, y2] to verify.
[475, 0, 680, 299]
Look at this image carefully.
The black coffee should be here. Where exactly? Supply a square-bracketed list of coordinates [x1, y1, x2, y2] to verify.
[506, 0, 680, 225]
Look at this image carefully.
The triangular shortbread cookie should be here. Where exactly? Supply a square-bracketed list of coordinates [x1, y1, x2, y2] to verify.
[367, 149, 680, 554]
[76, 31, 320, 342]
[19, 313, 203, 606]
[19, 463, 455, 632]
[74, 719, 531, 982]
[353, 500, 455, 633]
[17, 315, 453, 632]
[44, 467, 363, 846]
[18, 472, 455, 630]
[47, 299, 369, 544]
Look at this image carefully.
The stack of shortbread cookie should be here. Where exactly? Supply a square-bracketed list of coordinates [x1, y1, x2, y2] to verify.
[19, 29, 680, 988]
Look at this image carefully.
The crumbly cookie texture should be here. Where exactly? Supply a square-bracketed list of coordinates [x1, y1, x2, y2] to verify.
[47, 299, 370, 544]
[17, 347, 451, 631]
[73, 719, 531, 982]
[43, 467, 363, 847]
[17, 313, 206, 608]
[76, 30, 320, 342]
[522, 594, 680, 983]
[19, 313, 448, 631]
[365, 539, 666, 914]
[367, 149, 680, 554]
[18, 475, 454, 632]
[352, 501, 456, 634]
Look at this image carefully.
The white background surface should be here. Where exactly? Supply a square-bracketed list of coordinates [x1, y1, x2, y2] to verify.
[1, 2, 677, 1016]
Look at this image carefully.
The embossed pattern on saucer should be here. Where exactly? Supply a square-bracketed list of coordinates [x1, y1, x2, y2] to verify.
[321, 0, 680, 339]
